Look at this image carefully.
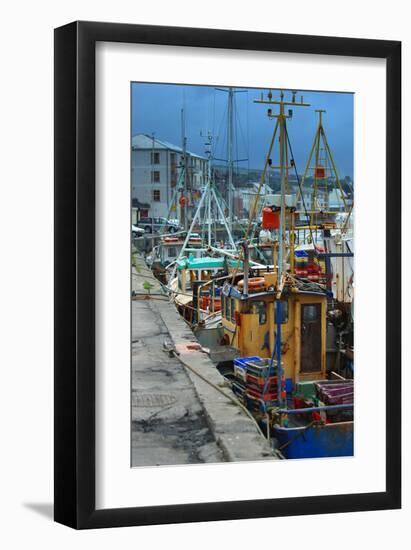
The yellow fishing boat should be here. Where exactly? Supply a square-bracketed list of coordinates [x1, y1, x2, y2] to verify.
[221, 246, 328, 388]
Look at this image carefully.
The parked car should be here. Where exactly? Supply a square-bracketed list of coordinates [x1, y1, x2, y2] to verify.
[131, 224, 145, 238]
[136, 217, 182, 234]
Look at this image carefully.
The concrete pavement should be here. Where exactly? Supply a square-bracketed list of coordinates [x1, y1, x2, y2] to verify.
[131, 255, 277, 466]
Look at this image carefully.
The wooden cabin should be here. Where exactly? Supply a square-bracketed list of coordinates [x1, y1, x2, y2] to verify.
[221, 273, 327, 386]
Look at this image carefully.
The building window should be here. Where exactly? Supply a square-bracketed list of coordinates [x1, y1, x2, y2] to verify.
[274, 300, 289, 324]
[152, 190, 161, 202]
[151, 152, 160, 164]
[151, 171, 160, 183]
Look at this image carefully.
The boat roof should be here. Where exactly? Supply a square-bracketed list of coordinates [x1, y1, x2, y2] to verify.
[177, 256, 244, 271]
[223, 280, 328, 301]
[177, 257, 226, 270]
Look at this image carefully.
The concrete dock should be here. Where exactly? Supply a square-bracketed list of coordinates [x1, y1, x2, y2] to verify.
[131, 255, 277, 467]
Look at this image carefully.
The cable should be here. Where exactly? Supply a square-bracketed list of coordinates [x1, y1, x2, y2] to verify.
[168, 348, 273, 447]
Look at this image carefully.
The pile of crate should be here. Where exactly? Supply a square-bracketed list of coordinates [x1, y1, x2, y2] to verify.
[294, 249, 326, 282]
[233, 356, 285, 408]
[315, 380, 353, 406]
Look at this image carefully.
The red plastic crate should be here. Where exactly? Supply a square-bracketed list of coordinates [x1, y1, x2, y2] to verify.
[246, 388, 279, 401]
[246, 373, 282, 387]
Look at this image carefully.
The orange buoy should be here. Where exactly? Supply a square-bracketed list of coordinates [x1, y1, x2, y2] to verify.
[238, 277, 266, 292]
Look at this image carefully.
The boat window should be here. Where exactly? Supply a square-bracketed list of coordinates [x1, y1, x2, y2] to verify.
[261, 248, 273, 263]
[167, 246, 177, 258]
[225, 296, 230, 320]
[274, 300, 289, 324]
[230, 299, 236, 323]
[302, 303, 319, 322]
[250, 301, 266, 325]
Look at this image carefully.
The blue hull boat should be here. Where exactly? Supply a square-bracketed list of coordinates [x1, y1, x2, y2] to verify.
[273, 420, 353, 459]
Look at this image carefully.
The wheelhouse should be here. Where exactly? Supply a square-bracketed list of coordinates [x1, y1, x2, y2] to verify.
[221, 276, 327, 386]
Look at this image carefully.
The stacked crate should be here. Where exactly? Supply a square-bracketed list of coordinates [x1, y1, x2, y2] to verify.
[233, 357, 285, 408]
[294, 249, 325, 283]
[315, 380, 353, 406]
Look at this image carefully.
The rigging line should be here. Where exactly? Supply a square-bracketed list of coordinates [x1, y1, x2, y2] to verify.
[207, 86, 213, 136]
[216, 101, 228, 159]
[284, 124, 317, 248]
[212, 88, 216, 138]
[227, 115, 280, 319]
[246, 90, 250, 178]
[234, 94, 239, 187]
[235, 94, 248, 158]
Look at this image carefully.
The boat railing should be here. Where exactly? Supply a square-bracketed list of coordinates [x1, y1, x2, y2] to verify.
[277, 403, 353, 415]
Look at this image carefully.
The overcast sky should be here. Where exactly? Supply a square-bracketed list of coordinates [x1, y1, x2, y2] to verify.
[131, 83, 354, 179]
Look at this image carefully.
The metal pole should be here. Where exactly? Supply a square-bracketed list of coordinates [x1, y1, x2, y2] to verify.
[279, 95, 286, 281]
[228, 87, 234, 229]
[151, 132, 155, 218]
[160, 169, 185, 235]
[211, 186, 237, 250]
[276, 300, 283, 407]
[207, 186, 212, 247]
[207, 245, 265, 267]
[181, 108, 188, 230]
[168, 180, 210, 283]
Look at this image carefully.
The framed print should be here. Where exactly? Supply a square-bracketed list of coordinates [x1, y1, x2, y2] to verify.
[54, 21, 401, 529]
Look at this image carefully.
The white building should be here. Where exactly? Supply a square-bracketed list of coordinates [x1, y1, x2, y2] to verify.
[131, 133, 209, 219]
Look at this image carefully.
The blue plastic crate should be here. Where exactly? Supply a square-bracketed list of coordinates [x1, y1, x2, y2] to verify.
[233, 356, 260, 369]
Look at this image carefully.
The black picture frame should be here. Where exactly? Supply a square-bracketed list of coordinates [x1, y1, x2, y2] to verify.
[54, 20, 401, 529]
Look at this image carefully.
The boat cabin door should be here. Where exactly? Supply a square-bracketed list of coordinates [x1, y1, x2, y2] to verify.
[300, 303, 322, 374]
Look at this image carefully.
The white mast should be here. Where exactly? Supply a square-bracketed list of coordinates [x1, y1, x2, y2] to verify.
[228, 87, 234, 229]
[167, 130, 238, 284]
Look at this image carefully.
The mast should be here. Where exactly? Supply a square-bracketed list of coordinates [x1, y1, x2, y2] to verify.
[254, 90, 310, 407]
[228, 87, 234, 228]
[167, 131, 238, 284]
[215, 87, 248, 231]
[254, 90, 310, 283]
[181, 108, 188, 231]
[297, 109, 348, 228]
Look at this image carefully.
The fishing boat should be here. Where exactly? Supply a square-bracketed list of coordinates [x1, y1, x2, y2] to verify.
[221, 243, 328, 388]
[147, 233, 203, 284]
[217, 90, 354, 459]
[165, 118, 259, 340]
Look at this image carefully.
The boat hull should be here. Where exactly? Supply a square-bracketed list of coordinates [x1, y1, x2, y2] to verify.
[194, 325, 224, 349]
[274, 421, 353, 459]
